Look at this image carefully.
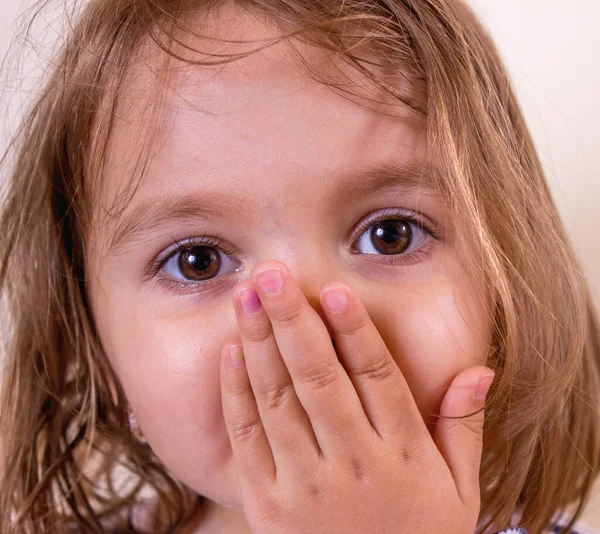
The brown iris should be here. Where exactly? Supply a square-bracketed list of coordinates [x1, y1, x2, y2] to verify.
[370, 220, 411, 254]
[178, 247, 220, 281]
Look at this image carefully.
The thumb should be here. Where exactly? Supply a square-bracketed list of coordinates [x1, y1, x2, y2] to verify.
[433, 366, 495, 507]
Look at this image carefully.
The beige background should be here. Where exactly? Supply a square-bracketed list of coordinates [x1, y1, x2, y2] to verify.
[1, 0, 599, 529]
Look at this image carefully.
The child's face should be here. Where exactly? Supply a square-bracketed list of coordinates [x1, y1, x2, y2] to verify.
[87, 15, 491, 510]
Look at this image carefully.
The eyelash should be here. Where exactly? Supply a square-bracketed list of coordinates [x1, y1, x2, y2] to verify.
[148, 208, 441, 293]
[353, 208, 441, 253]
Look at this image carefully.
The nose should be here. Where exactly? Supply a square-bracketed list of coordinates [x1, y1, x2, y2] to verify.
[253, 259, 341, 350]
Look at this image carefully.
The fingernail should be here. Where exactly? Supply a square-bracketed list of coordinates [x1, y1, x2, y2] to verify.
[475, 373, 495, 399]
[323, 287, 348, 313]
[239, 288, 262, 315]
[229, 345, 245, 368]
[255, 268, 283, 296]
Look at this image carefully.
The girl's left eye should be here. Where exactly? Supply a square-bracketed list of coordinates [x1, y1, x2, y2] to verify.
[352, 212, 432, 259]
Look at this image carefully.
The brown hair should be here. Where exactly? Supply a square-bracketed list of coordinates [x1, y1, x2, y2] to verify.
[1, 0, 599, 532]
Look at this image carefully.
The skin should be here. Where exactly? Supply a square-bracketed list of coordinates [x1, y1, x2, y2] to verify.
[87, 4, 493, 532]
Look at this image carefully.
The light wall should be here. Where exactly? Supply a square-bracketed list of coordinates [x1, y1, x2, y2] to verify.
[1, 0, 599, 528]
[468, 0, 600, 306]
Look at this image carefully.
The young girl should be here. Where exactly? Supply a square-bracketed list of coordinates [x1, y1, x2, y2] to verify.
[0, 0, 598, 532]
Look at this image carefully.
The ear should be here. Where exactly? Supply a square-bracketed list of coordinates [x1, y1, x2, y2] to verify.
[128, 405, 148, 444]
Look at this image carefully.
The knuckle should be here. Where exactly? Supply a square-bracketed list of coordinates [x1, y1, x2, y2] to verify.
[348, 453, 372, 483]
[273, 300, 305, 327]
[227, 378, 251, 397]
[457, 416, 484, 442]
[352, 353, 396, 382]
[231, 416, 263, 443]
[339, 314, 369, 338]
[339, 434, 377, 483]
[306, 481, 323, 498]
[297, 361, 339, 391]
[399, 434, 427, 463]
[393, 429, 427, 462]
[255, 498, 283, 527]
[244, 324, 275, 346]
[257, 381, 295, 411]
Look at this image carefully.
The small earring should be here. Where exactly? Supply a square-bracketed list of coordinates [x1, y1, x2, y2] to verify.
[127, 406, 148, 444]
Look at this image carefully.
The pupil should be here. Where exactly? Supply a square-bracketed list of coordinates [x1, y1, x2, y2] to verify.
[179, 246, 219, 280]
[371, 220, 411, 254]
[184, 249, 210, 270]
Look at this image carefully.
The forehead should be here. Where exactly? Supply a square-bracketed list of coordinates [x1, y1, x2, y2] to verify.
[94, 3, 428, 241]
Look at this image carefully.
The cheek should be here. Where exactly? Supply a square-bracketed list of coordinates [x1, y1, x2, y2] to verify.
[92, 281, 238, 476]
[369, 275, 491, 431]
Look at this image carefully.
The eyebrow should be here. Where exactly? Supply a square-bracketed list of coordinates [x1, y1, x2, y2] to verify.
[106, 159, 443, 256]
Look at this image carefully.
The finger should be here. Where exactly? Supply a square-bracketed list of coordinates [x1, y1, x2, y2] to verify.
[252, 261, 373, 458]
[233, 282, 321, 474]
[220, 340, 276, 490]
[433, 366, 495, 506]
[320, 282, 428, 440]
